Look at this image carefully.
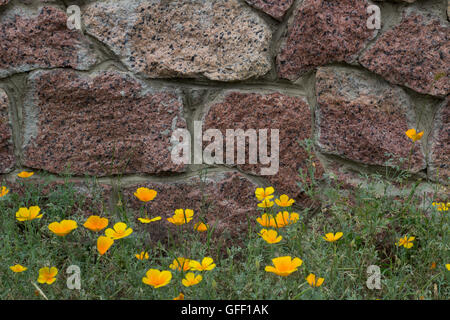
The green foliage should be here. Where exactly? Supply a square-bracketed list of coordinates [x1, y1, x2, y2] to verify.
[0, 162, 448, 299]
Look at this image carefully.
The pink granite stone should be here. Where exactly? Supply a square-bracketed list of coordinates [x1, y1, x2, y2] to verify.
[277, 0, 375, 80]
[360, 12, 449, 97]
[245, 0, 294, 21]
[0, 88, 14, 173]
[375, 0, 416, 2]
[428, 98, 449, 184]
[0, 6, 98, 78]
[122, 172, 259, 242]
[83, 0, 271, 81]
[315, 66, 426, 172]
[203, 91, 324, 203]
[22, 70, 187, 176]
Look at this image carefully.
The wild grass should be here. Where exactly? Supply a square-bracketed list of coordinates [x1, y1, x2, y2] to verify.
[0, 147, 448, 300]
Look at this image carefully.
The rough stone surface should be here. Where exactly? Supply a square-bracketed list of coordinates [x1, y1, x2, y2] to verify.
[83, 0, 272, 81]
[375, 0, 416, 2]
[315, 66, 426, 172]
[22, 70, 187, 176]
[0, 0, 446, 219]
[203, 91, 324, 202]
[428, 98, 449, 184]
[0, 6, 98, 79]
[122, 172, 259, 242]
[0, 88, 14, 173]
[277, 0, 375, 80]
[360, 12, 449, 97]
[245, 0, 294, 21]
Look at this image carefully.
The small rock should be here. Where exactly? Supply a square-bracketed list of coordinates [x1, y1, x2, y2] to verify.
[83, 0, 272, 81]
[315, 66, 426, 172]
[360, 11, 449, 97]
[203, 91, 324, 203]
[22, 70, 187, 176]
[245, 0, 294, 21]
[277, 0, 375, 80]
[0, 6, 98, 78]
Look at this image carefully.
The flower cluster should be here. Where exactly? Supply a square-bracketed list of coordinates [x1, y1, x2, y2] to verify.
[141, 255, 216, 290]
[432, 202, 449, 212]
[10, 183, 133, 282]
[5, 175, 449, 300]
[141, 225, 216, 290]
[254, 186, 340, 288]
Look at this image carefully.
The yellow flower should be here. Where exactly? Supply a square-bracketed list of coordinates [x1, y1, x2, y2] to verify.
[10, 264, 27, 273]
[105, 222, 133, 240]
[173, 293, 185, 300]
[265, 256, 303, 277]
[167, 209, 194, 225]
[97, 236, 114, 255]
[258, 229, 282, 244]
[257, 212, 299, 228]
[405, 129, 424, 142]
[432, 202, 448, 211]
[16, 206, 43, 222]
[37, 267, 58, 285]
[396, 235, 415, 249]
[322, 232, 343, 242]
[142, 269, 172, 288]
[169, 257, 192, 271]
[256, 214, 276, 228]
[274, 211, 299, 228]
[17, 171, 34, 178]
[275, 194, 295, 207]
[134, 187, 157, 202]
[135, 251, 150, 260]
[257, 199, 274, 208]
[182, 272, 203, 287]
[446, 264, 450, 271]
[0, 186, 9, 197]
[138, 216, 161, 224]
[306, 273, 324, 287]
[48, 220, 78, 236]
[255, 187, 274, 201]
[194, 222, 208, 232]
[189, 257, 216, 271]
[83, 215, 108, 232]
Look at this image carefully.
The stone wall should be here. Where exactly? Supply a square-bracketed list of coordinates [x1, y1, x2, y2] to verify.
[0, 0, 448, 220]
